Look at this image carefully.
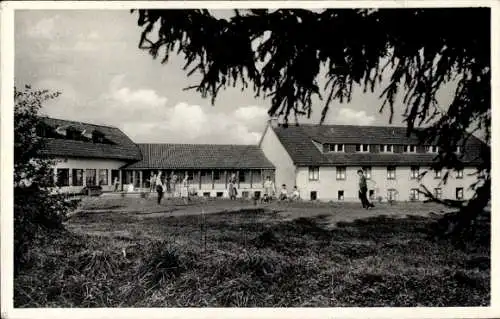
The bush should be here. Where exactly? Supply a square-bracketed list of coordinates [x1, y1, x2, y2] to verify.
[14, 185, 78, 272]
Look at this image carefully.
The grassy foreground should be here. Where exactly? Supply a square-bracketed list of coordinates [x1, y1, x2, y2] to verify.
[14, 198, 490, 307]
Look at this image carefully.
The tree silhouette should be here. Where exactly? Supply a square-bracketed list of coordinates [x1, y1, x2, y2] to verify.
[132, 8, 490, 237]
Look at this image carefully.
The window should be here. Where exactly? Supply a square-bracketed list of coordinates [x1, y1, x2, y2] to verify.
[406, 145, 417, 153]
[456, 169, 463, 179]
[72, 169, 83, 186]
[387, 188, 398, 201]
[427, 146, 439, 153]
[362, 166, 372, 179]
[242, 191, 250, 198]
[336, 166, 346, 180]
[328, 144, 344, 152]
[410, 166, 420, 180]
[356, 144, 370, 153]
[203, 192, 211, 197]
[216, 192, 223, 198]
[380, 144, 394, 153]
[213, 171, 220, 180]
[86, 169, 97, 186]
[56, 169, 69, 187]
[238, 171, 246, 183]
[434, 188, 442, 199]
[456, 187, 464, 200]
[338, 190, 344, 200]
[410, 188, 419, 201]
[309, 166, 319, 181]
[310, 191, 317, 200]
[434, 169, 442, 179]
[98, 169, 108, 186]
[387, 166, 396, 180]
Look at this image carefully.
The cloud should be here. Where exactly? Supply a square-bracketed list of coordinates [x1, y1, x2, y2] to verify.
[86, 75, 269, 144]
[26, 16, 59, 39]
[336, 107, 376, 126]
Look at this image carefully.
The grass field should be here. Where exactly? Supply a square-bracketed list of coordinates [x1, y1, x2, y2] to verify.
[14, 197, 490, 307]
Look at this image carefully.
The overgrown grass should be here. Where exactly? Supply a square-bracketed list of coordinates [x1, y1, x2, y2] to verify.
[14, 202, 490, 307]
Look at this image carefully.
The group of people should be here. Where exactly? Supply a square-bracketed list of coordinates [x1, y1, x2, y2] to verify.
[149, 171, 189, 204]
[112, 169, 374, 209]
[261, 176, 300, 203]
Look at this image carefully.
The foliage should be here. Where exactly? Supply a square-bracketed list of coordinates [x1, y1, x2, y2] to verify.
[14, 86, 78, 272]
[132, 8, 491, 234]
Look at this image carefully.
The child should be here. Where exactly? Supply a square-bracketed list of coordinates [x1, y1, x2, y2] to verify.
[291, 186, 300, 201]
[279, 184, 288, 201]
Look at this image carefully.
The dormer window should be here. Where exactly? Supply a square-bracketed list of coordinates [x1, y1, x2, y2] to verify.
[427, 146, 439, 153]
[328, 144, 344, 152]
[356, 144, 370, 153]
[92, 130, 106, 143]
[406, 145, 417, 153]
[380, 144, 394, 153]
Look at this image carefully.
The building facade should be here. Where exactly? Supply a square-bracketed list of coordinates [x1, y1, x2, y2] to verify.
[37, 116, 486, 202]
[259, 122, 486, 202]
[121, 143, 275, 198]
[38, 117, 142, 193]
[37, 117, 274, 198]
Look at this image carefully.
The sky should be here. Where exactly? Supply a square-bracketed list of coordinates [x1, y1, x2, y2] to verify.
[14, 9, 458, 145]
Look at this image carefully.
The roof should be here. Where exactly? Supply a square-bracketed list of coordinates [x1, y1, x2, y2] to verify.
[271, 124, 486, 166]
[38, 117, 142, 161]
[123, 144, 275, 170]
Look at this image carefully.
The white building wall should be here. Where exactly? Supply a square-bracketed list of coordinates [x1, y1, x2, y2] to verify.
[52, 157, 128, 193]
[295, 166, 478, 202]
[259, 125, 296, 190]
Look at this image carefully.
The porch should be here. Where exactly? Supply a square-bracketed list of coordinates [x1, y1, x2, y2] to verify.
[118, 168, 275, 199]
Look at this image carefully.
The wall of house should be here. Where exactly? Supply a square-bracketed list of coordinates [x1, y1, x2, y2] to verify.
[295, 166, 478, 202]
[51, 157, 129, 193]
[259, 125, 296, 190]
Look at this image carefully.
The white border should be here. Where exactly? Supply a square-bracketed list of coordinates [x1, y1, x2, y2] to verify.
[1, 1, 499, 318]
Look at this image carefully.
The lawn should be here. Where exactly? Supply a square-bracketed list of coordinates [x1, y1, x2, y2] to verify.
[14, 196, 490, 307]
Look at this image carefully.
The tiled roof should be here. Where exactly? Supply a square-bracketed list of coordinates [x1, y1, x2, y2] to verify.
[123, 144, 275, 170]
[38, 117, 142, 161]
[272, 124, 486, 166]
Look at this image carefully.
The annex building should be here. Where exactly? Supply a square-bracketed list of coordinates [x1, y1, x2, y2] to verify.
[37, 116, 486, 202]
[259, 121, 486, 202]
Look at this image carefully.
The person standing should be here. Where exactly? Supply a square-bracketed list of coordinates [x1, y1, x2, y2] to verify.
[262, 176, 276, 203]
[113, 177, 120, 192]
[171, 172, 178, 197]
[149, 172, 156, 193]
[357, 169, 374, 209]
[181, 174, 189, 204]
[228, 173, 237, 200]
[156, 171, 164, 204]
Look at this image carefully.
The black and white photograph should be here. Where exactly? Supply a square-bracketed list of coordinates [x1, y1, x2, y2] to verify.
[1, 0, 497, 317]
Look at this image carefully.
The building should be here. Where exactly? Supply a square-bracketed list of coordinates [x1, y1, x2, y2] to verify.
[37, 117, 142, 193]
[259, 121, 486, 202]
[121, 143, 275, 198]
[37, 116, 487, 202]
[37, 117, 274, 198]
